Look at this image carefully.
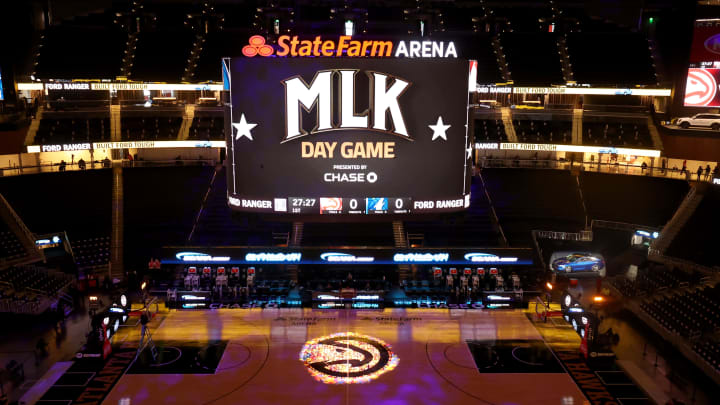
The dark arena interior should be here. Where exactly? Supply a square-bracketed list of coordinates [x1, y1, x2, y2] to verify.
[1, 0, 720, 404]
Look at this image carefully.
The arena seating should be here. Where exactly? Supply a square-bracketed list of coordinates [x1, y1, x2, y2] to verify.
[0, 226, 27, 263]
[189, 109, 224, 140]
[404, 177, 500, 247]
[0, 170, 112, 240]
[0, 266, 72, 296]
[693, 339, 720, 372]
[491, 5, 550, 32]
[131, 30, 195, 82]
[0, 265, 73, 314]
[195, 30, 247, 82]
[474, 119, 507, 142]
[581, 120, 652, 148]
[34, 13, 125, 79]
[465, 34, 503, 84]
[249, 279, 293, 300]
[610, 263, 698, 297]
[121, 111, 183, 141]
[402, 267, 535, 304]
[211, 3, 257, 31]
[482, 169, 585, 245]
[36, 115, 110, 144]
[46, 91, 110, 111]
[513, 119, 572, 144]
[302, 266, 392, 292]
[302, 222, 394, 246]
[566, 32, 656, 86]
[501, 33, 564, 85]
[70, 236, 110, 269]
[666, 188, 720, 268]
[641, 285, 720, 338]
[189, 167, 290, 246]
[579, 172, 689, 228]
[124, 166, 215, 267]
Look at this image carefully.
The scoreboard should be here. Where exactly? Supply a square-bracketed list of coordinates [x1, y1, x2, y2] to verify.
[287, 197, 413, 214]
[224, 55, 473, 215]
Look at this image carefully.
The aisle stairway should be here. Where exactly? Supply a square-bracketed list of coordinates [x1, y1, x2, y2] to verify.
[110, 104, 121, 142]
[24, 106, 44, 145]
[178, 104, 195, 140]
[500, 108, 517, 142]
[651, 183, 707, 256]
[110, 164, 124, 280]
[572, 109, 583, 145]
[0, 194, 43, 269]
[393, 221, 410, 281]
[647, 116, 664, 150]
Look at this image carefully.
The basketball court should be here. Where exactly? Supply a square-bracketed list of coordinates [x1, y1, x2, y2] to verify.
[80, 308, 594, 405]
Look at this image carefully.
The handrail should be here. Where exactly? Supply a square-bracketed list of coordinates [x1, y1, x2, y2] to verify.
[591, 219, 660, 233]
[534, 230, 592, 241]
[477, 157, 714, 184]
[648, 249, 718, 275]
[478, 171, 509, 247]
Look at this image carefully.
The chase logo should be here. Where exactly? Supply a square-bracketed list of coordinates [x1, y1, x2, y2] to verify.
[464, 253, 518, 263]
[320, 252, 375, 262]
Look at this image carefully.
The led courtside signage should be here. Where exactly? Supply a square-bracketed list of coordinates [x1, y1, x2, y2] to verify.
[393, 253, 450, 263]
[320, 252, 375, 263]
[175, 252, 231, 262]
[244, 252, 302, 263]
[224, 56, 473, 214]
[464, 253, 519, 263]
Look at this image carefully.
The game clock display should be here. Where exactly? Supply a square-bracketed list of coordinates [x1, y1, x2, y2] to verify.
[224, 57, 473, 215]
[288, 197, 412, 215]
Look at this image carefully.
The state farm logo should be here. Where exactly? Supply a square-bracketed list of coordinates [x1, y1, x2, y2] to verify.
[299, 332, 399, 384]
[704, 34, 720, 55]
[242, 35, 274, 57]
[685, 68, 718, 107]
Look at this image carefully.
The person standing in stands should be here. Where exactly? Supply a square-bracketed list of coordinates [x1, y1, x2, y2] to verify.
[59, 160, 66, 172]
[696, 166, 703, 181]
[78, 158, 86, 170]
[705, 164, 711, 180]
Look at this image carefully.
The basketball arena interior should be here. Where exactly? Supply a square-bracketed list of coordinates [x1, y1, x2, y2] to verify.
[1, 0, 720, 404]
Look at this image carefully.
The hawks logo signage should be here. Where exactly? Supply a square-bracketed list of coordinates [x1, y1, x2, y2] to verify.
[684, 68, 720, 107]
[223, 56, 472, 214]
[299, 332, 399, 384]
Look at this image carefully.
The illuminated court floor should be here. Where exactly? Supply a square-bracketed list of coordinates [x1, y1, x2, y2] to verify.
[99, 308, 589, 405]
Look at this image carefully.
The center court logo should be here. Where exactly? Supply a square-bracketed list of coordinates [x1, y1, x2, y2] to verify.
[299, 332, 399, 384]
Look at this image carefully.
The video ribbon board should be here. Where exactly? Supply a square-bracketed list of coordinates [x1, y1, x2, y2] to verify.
[162, 247, 534, 266]
[224, 46, 473, 215]
[685, 21, 720, 107]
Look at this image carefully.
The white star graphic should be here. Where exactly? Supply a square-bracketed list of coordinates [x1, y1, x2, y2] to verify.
[429, 116, 451, 141]
[233, 113, 257, 141]
[466, 147, 473, 160]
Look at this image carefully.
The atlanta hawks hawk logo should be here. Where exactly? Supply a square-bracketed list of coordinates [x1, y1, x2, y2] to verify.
[299, 332, 399, 384]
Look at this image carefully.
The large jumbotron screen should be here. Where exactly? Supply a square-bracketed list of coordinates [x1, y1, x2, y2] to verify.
[224, 56, 472, 215]
[684, 21, 720, 107]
